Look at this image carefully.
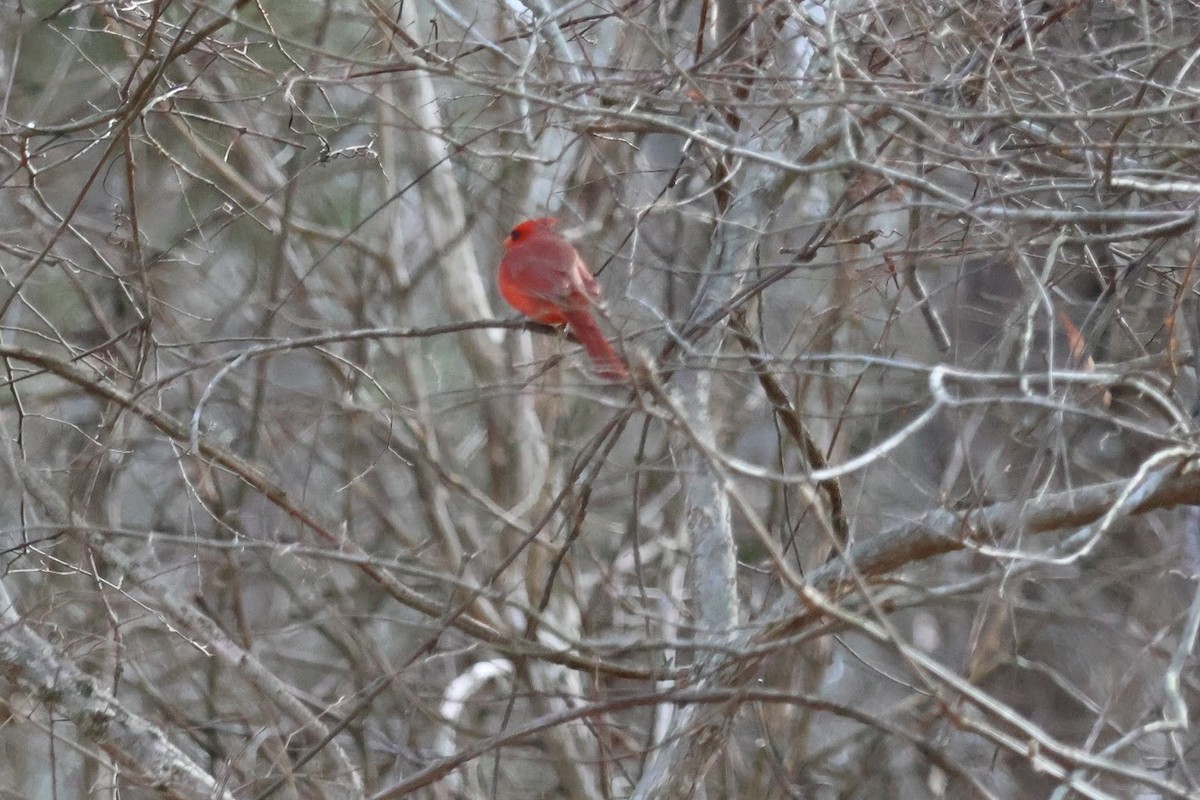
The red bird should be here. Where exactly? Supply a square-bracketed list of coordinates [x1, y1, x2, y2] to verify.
[497, 218, 628, 381]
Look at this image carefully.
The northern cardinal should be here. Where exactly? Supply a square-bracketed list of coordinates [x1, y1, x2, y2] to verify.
[498, 217, 628, 381]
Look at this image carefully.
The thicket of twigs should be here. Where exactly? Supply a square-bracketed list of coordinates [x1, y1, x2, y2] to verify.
[1, 1, 1199, 798]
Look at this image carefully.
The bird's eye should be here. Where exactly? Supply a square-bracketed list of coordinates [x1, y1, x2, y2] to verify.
[509, 227, 522, 240]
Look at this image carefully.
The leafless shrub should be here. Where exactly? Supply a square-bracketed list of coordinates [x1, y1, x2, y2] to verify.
[1, 1, 1198, 798]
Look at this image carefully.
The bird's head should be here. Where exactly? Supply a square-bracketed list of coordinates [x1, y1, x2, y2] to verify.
[503, 217, 559, 248]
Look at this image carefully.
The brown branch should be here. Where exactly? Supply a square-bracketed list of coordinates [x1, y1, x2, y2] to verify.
[806, 452, 1200, 597]
[728, 311, 848, 544]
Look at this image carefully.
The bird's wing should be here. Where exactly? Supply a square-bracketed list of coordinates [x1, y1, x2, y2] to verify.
[505, 238, 578, 299]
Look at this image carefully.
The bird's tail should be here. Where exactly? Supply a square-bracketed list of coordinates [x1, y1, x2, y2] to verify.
[564, 308, 628, 381]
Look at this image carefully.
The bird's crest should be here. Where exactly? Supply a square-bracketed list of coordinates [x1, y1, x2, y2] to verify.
[504, 217, 559, 247]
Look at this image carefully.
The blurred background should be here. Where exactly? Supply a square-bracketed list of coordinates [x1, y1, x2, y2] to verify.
[0, 1, 1198, 797]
